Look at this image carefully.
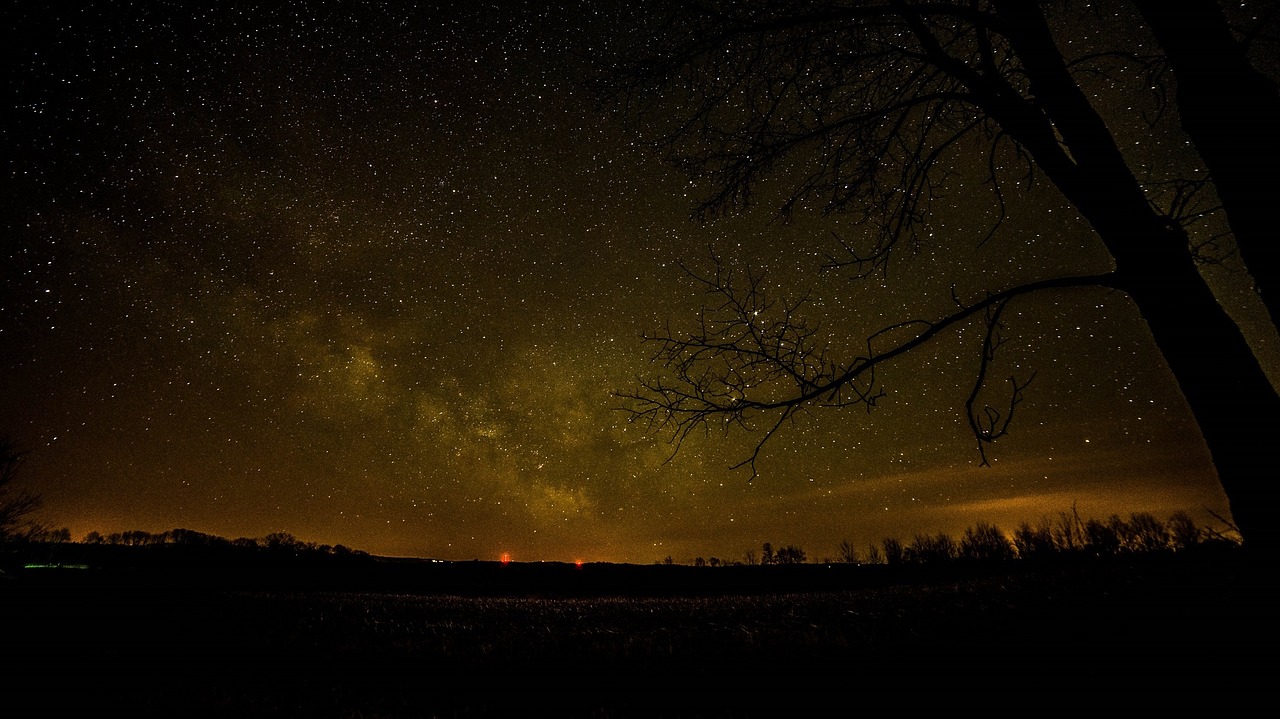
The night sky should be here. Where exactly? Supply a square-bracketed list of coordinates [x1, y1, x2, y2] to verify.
[5, 2, 1270, 562]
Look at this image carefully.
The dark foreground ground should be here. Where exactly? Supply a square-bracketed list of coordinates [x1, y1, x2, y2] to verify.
[2, 553, 1274, 717]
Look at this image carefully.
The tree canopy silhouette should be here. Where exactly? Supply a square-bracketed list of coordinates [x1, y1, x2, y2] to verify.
[603, 0, 1280, 554]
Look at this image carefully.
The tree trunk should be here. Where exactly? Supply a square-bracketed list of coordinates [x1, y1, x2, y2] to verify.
[1059, 152, 1280, 558]
[1134, 0, 1280, 331]
[992, 0, 1280, 556]
[1117, 223, 1280, 558]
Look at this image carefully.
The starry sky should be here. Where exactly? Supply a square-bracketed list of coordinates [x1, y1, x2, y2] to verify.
[4, 1, 1270, 562]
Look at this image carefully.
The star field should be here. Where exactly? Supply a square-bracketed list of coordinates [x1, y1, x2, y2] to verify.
[3, 1, 1255, 562]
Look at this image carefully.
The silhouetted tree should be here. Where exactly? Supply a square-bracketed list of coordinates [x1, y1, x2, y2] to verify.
[167, 528, 222, 547]
[761, 541, 775, 565]
[21, 526, 71, 543]
[1167, 511, 1201, 551]
[958, 522, 1015, 562]
[1132, 0, 1280, 329]
[124, 530, 160, 546]
[1125, 512, 1170, 553]
[1051, 507, 1087, 554]
[1084, 517, 1122, 556]
[905, 532, 957, 565]
[105, 530, 161, 546]
[773, 544, 807, 564]
[881, 537, 904, 566]
[1013, 520, 1054, 560]
[607, 0, 1280, 554]
[864, 543, 884, 565]
[263, 531, 301, 553]
[1107, 514, 1137, 553]
[837, 538, 859, 564]
[0, 437, 42, 542]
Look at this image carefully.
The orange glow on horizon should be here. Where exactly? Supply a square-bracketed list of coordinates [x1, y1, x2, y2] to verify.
[500, 552, 511, 565]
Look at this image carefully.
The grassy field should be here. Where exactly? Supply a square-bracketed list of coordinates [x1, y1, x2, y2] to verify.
[2, 554, 1273, 717]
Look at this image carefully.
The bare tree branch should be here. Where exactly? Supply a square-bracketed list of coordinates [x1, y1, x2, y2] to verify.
[964, 297, 1035, 466]
[0, 437, 42, 542]
[618, 256, 1117, 477]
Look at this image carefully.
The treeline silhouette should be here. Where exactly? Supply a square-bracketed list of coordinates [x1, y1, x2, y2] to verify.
[672, 509, 1239, 567]
[4, 508, 1239, 579]
[0, 510, 1250, 599]
[2, 526, 373, 574]
[77, 527, 369, 558]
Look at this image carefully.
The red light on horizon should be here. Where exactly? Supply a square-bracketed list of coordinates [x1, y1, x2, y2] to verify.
[574, 559, 584, 568]
[500, 552, 511, 565]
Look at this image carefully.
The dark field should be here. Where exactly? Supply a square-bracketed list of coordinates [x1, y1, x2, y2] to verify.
[3, 555, 1274, 717]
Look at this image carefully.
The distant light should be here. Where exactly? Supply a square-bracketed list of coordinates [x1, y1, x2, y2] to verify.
[500, 552, 511, 565]
[574, 560, 584, 568]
